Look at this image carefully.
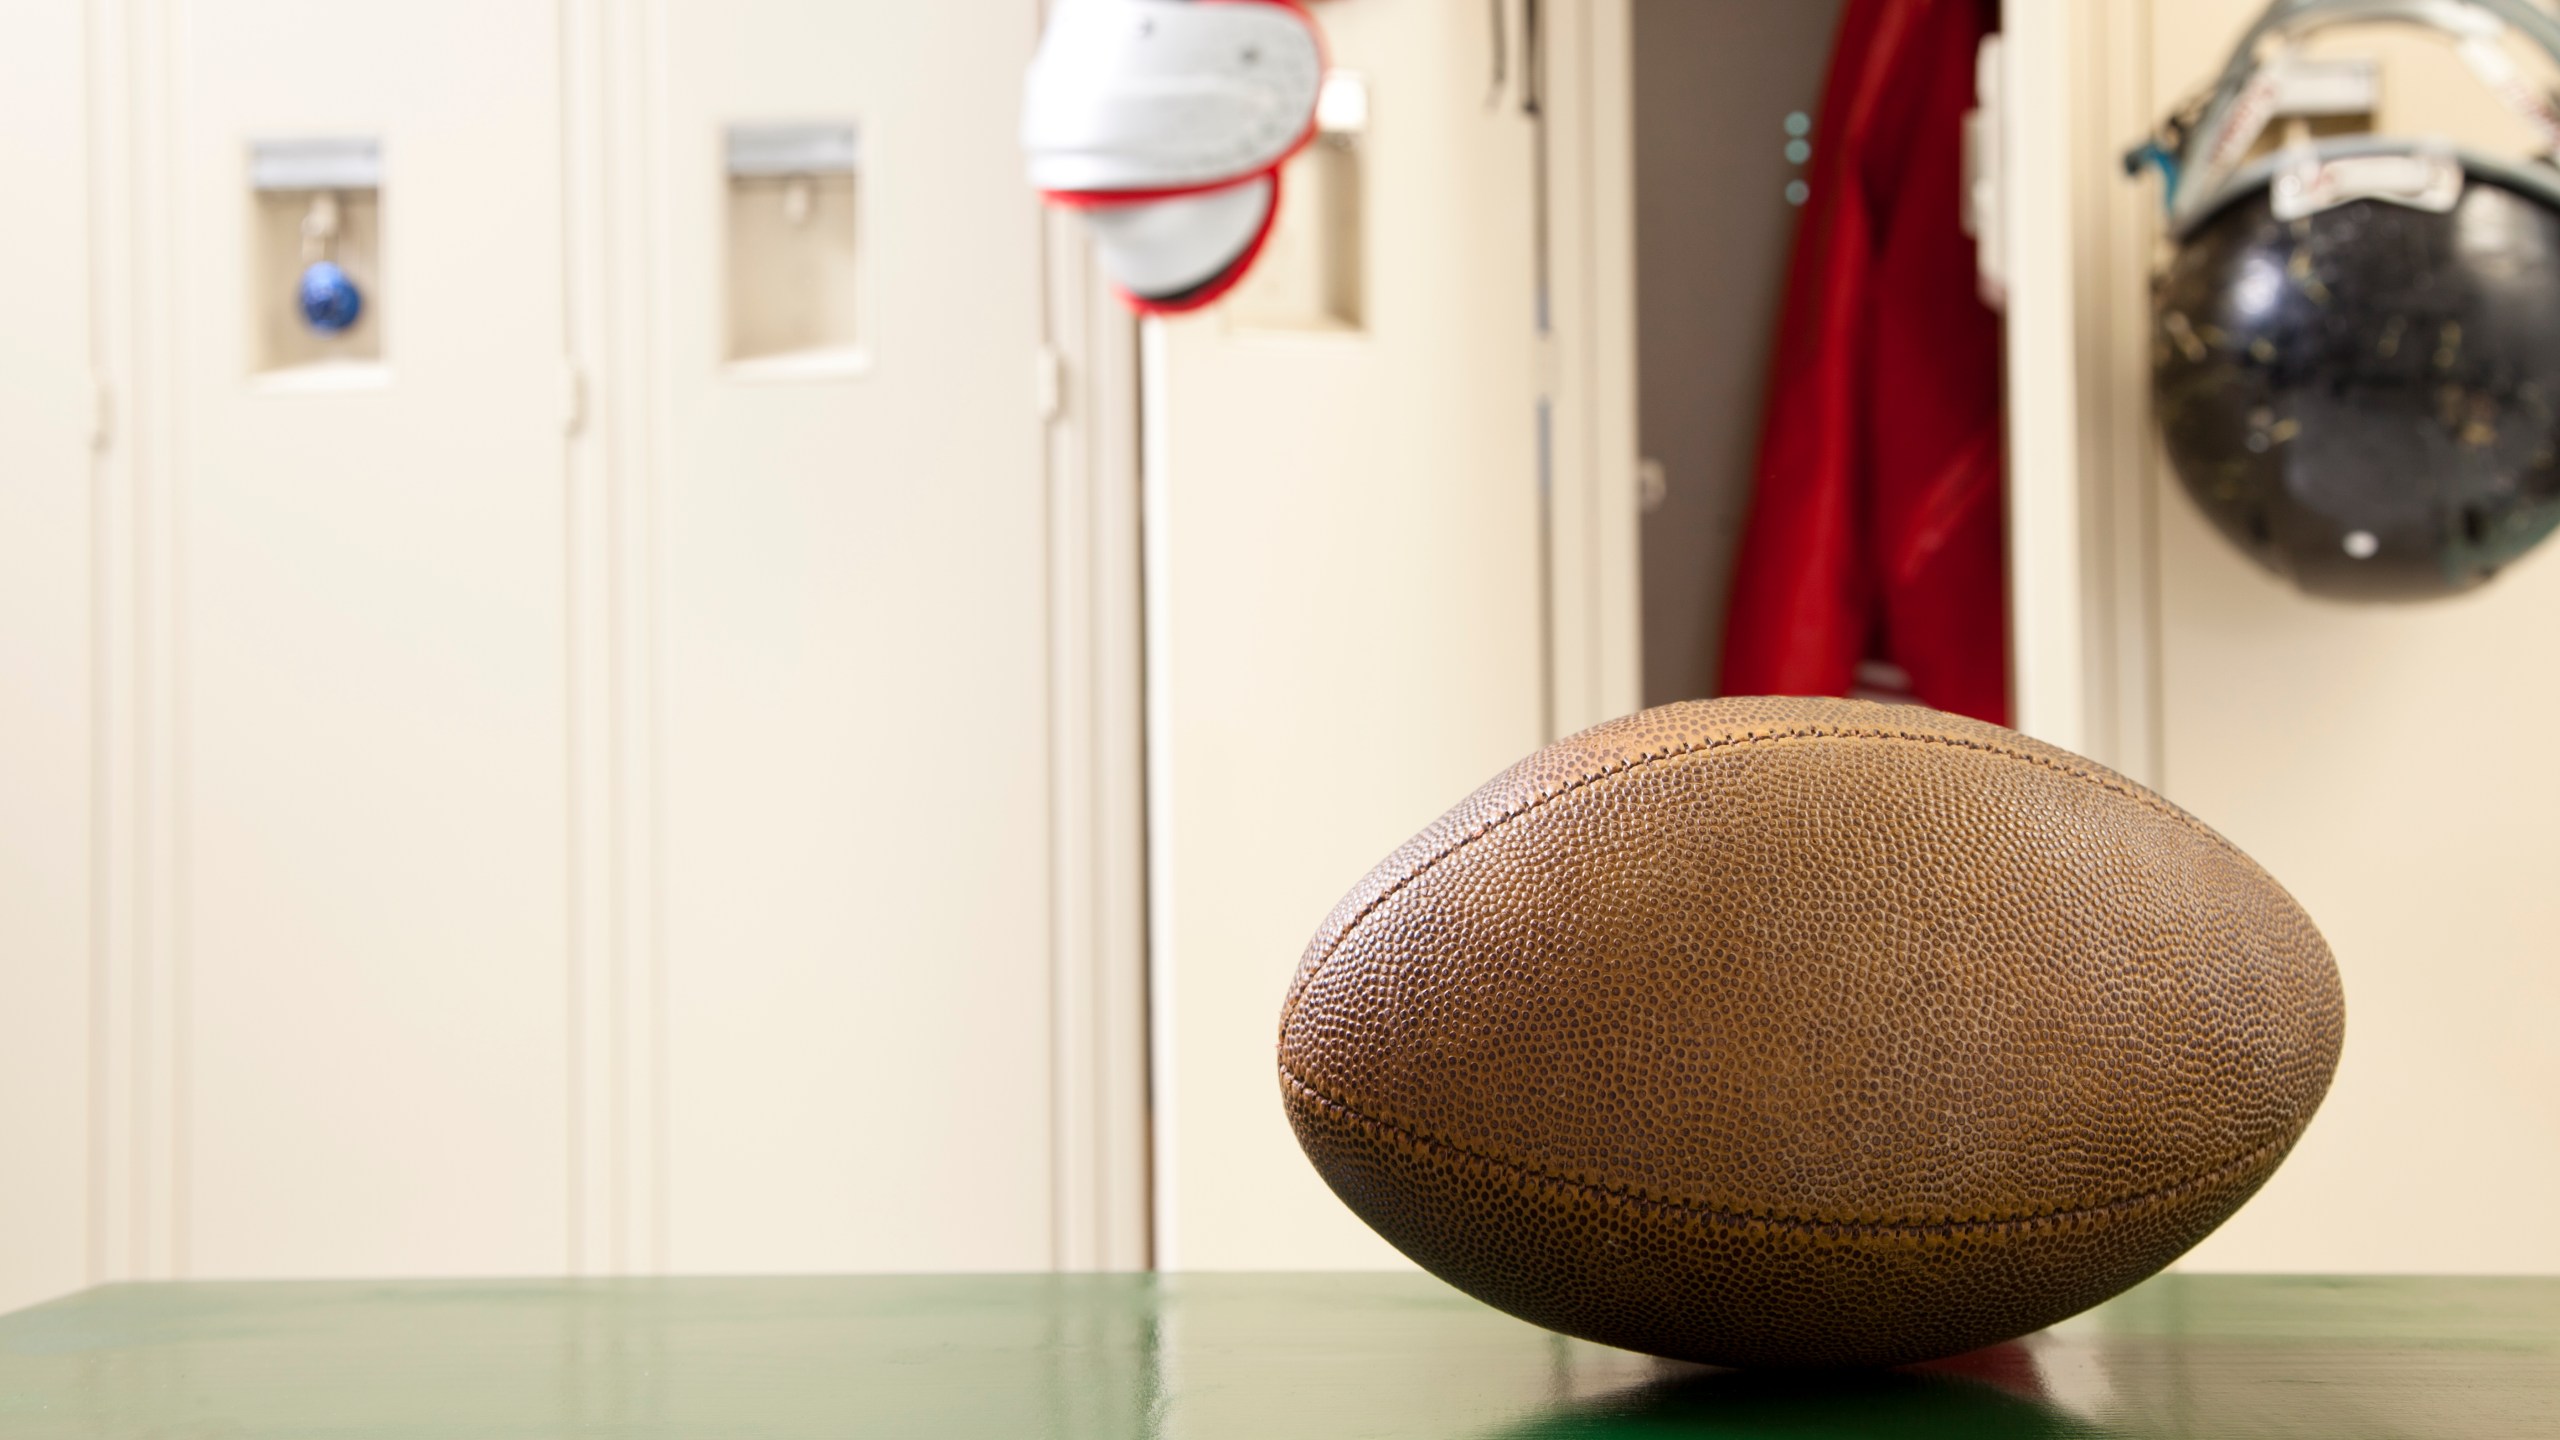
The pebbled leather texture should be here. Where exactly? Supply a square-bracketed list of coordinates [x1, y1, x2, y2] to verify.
[1278, 696, 2344, 1369]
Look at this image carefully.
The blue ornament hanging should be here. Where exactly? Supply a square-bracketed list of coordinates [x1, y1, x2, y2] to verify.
[298, 259, 363, 334]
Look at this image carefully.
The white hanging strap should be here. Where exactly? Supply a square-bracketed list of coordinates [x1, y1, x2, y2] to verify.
[2200, 67, 2290, 181]
[2454, 33, 2560, 153]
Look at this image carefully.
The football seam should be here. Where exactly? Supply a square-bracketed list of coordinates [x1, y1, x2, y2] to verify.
[1282, 723, 2245, 1032]
[1278, 1062, 2290, 1240]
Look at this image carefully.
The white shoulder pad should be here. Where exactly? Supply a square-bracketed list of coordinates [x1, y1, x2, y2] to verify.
[1086, 177, 1278, 310]
[1023, 0, 1324, 195]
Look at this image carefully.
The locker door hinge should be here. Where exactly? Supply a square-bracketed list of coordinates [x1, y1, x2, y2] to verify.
[561, 362, 588, 436]
[1034, 345, 1066, 424]
[89, 379, 114, 453]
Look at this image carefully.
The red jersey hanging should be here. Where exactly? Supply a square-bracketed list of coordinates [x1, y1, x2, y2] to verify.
[1717, 0, 2009, 725]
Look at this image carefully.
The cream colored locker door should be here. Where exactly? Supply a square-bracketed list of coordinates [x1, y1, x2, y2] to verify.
[2127, 0, 2560, 1275]
[0, 5, 95, 1314]
[172, 2, 571, 1276]
[1150, 0, 1548, 1268]
[652, 1, 1060, 1271]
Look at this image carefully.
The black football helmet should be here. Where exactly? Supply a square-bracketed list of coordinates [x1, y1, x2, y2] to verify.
[2134, 0, 2560, 599]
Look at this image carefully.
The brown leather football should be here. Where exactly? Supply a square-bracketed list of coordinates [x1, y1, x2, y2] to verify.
[1279, 696, 2343, 1368]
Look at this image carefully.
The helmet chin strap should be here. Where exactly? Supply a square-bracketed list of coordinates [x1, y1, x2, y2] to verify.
[1023, 0, 1326, 314]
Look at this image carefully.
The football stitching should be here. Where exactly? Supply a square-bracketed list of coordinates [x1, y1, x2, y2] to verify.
[1281, 722, 2245, 1033]
[1278, 1063, 2292, 1239]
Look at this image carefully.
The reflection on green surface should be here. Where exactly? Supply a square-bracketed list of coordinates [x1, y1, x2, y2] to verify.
[1479, 1363, 2118, 1439]
[0, 1273, 2553, 1439]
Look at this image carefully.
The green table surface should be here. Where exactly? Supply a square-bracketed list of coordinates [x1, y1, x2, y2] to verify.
[2, 1273, 2554, 1438]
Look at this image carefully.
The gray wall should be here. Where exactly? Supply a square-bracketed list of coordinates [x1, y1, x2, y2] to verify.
[1632, 0, 1846, 705]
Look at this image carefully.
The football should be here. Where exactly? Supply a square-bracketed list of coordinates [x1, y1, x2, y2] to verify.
[1279, 696, 2344, 1368]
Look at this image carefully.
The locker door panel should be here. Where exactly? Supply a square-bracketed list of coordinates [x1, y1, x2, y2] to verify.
[1151, 0, 1548, 1268]
[0, 3, 99, 1313]
[656, 0, 1058, 1272]
[177, 0, 571, 1277]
